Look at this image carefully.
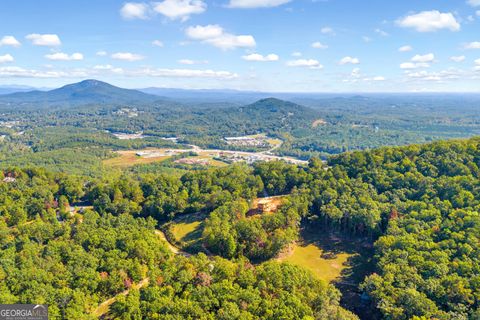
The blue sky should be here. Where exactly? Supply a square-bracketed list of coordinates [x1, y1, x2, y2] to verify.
[0, 0, 479, 92]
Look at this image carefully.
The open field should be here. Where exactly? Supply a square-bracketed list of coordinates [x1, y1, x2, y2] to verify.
[178, 155, 229, 167]
[277, 228, 372, 284]
[266, 137, 283, 147]
[103, 144, 308, 169]
[172, 218, 202, 242]
[279, 241, 352, 283]
[169, 213, 206, 252]
[103, 149, 171, 167]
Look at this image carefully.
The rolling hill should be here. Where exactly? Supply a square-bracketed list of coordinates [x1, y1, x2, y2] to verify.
[0, 79, 161, 108]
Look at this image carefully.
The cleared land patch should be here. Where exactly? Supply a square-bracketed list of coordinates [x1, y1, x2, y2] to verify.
[168, 213, 207, 253]
[103, 149, 171, 167]
[247, 195, 285, 217]
[312, 118, 327, 127]
[277, 229, 371, 284]
[279, 241, 352, 283]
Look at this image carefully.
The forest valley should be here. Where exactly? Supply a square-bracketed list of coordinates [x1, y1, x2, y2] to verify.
[1, 136, 480, 319]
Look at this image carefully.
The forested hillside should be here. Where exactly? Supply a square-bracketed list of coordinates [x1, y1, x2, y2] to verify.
[1, 137, 480, 319]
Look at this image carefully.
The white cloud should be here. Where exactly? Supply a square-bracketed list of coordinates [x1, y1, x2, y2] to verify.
[360, 75, 386, 82]
[152, 40, 164, 47]
[404, 68, 462, 82]
[120, 2, 149, 19]
[450, 55, 466, 62]
[477, 10, 480, 16]
[398, 45, 413, 52]
[339, 56, 360, 65]
[227, 0, 291, 8]
[178, 59, 195, 64]
[92, 64, 238, 80]
[185, 24, 255, 50]
[0, 54, 14, 63]
[96, 51, 108, 56]
[467, 0, 480, 7]
[351, 67, 361, 77]
[375, 28, 389, 36]
[242, 53, 279, 61]
[0, 66, 88, 78]
[153, 0, 206, 21]
[321, 27, 335, 35]
[465, 41, 480, 49]
[131, 67, 238, 79]
[0, 65, 237, 80]
[186, 24, 223, 40]
[400, 62, 416, 69]
[45, 52, 84, 61]
[400, 53, 435, 69]
[206, 35, 255, 50]
[93, 64, 124, 74]
[177, 59, 208, 64]
[291, 52, 302, 57]
[400, 62, 430, 69]
[286, 59, 323, 69]
[411, 53, 435, 63]
[0, 36, 21, 47]
[475, 58, 480, 71]
[25, 34, 61, 46]
[362, 36, 372, 43]
[396, 10, 460, 32]
[311, 41, 328, 49]
[111, 52, 144, 61]
[343, 68, 385, 83]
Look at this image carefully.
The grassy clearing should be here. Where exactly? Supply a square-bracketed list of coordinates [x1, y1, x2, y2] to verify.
[279, 228, 376, 319]
[277, 228, 371, 284]
[104, 149, 228, 168]
[189, 154, 229, 167]
[169, 213, 207, 252]
[172, 219, 202, 242]
[266, 137, 283, 147]
[103, 150, 170, 167]
[279, 241, 352, 283]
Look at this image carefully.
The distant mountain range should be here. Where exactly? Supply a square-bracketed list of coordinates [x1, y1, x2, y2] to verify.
[5, 79, 476, 112]
[140, 87, 272, 104]
[0, 79, 160, 108]
[0, 85, 50, 95]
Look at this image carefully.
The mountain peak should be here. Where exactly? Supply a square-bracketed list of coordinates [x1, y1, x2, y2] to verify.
[78, 79, 107, 86]
[0, 79, 159, 108]
[57, 79, 114, 91]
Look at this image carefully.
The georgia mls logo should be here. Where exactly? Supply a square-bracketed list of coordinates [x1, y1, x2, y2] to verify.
[0, 304, 48, 320]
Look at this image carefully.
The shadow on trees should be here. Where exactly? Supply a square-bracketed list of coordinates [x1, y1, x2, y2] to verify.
[300, 225, 381, 320]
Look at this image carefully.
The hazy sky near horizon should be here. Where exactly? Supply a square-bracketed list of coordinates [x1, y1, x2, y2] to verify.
[0, 0, 480, 92]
